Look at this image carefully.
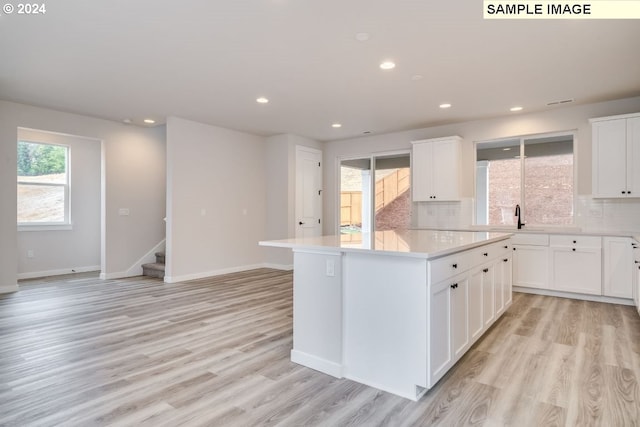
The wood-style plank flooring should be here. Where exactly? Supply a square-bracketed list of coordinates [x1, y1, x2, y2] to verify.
[1, 269, 639, 426]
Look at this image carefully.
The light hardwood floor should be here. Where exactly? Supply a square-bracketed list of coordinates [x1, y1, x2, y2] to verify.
[1, 269, 639, 426]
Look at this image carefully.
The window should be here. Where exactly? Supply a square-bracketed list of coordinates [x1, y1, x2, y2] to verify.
[339, 152, 411, 239]
[475, 133, 574, 226]
[17, 141, 70, 227]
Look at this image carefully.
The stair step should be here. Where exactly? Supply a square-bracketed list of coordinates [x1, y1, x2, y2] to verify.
[154, 252, 165, 264]
[142, 262, 165, 279]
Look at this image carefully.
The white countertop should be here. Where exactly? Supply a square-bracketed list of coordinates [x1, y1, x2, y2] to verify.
[260, 229, 512, 259]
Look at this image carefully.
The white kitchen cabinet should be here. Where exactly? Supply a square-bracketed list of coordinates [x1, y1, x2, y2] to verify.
[496, 255, 513, 314]
[480, 264, 495, 328]
[549, 235, 602, 295]
[451, 276, 470, 360]
[591, 113, 640, 198]
[603, 237, 633, 299]
[468, 267, 484, 343]
[411, 136, 462, 201]
[428, 273, 470, 386]
[513, 245, 549, 289]
[428, 275, 469, 387]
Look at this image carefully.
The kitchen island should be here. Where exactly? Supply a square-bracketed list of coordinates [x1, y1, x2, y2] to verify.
[260, 229, 512, 400]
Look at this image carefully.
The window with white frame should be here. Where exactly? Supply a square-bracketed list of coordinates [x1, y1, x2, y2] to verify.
[17, 140, 70, 226]
[475, 133, 574, 227]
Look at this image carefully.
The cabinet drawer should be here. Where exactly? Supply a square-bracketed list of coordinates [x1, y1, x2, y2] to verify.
[470, 241, 510, 265]
[429, 252, 472, 284]
[550, 235, 602, 249]
[511, 233, 549, 246]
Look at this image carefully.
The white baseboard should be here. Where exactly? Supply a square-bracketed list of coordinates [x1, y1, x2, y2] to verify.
[164, 263, 268, 284]
[513, 286, 635, 306]
[263, 263, 294, 271]
[18, 265, 101, 280]
[291, 349, 343, 378]
[0, 284, 19, 293]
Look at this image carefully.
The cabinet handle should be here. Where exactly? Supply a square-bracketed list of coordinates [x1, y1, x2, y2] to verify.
[504, 245, 508, 249]
[635, 261, 640, 264]
[513, 248, 516, 251]
[572, 248, 576, 252]
[622, 191, 627, 194]
[483, 268, 489, 273]
[451, 283, 458, 289]
[483, 252, 488, 257]
[503, 258, 508, 262]
[452, 263, 458, 269]
[573, 240, 577, 244]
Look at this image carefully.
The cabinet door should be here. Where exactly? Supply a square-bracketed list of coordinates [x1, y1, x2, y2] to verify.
[432, 140, 460, 201]
[550, 248, 602, 295]
[495, 260, 505, 316]
[412, 142, 433, 201]
[512, 245, 549, 289]
[468, 268, 484, 343]
[481, 265, 495, 327]
[502, 255, 513, 308]
[603, 237, 633, 298]
[451, 276, 469, 360]
[593, 119, 628, 198]
[627, 117, 640, 196]
[428, 279, 452, 386]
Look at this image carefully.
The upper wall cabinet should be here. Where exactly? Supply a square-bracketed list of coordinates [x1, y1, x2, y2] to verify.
[411, 136, 462, 202]
[591, 113, 640, 198]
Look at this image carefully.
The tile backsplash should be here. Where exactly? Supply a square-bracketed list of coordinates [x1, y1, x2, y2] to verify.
[413, 196, 640, 233]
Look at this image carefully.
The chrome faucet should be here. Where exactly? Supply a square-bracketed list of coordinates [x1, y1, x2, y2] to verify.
[515, 204, 524, 229]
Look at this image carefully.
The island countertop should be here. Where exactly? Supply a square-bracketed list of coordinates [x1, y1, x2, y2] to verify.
[260, 229, 512, 260]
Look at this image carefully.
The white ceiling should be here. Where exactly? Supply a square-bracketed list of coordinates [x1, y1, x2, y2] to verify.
[1, 1, 639, 142]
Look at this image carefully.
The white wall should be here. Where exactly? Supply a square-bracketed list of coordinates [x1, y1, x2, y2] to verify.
[322, 96, 640, 234]
[165, 117, 267, 282]
[0, 100, 166, 291]
[264, 133, 323, 267]
[17, 129, 101, 279]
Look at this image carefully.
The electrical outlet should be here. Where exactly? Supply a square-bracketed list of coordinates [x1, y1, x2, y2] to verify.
[326, 259, 335, 277]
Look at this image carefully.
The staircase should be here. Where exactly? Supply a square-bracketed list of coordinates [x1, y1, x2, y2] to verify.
[142, 252, 165, 279]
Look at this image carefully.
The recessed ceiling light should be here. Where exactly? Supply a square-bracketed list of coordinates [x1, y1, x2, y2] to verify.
[256, 97, 269, 104]
[411, 75, 423, 81]
[379, 61, 396, 70]
[510, 106, 523, 112]
[503, 148, 512, 151]
[332, 123, 342, 128]
[143, 119, 155, 124]
[355, 32, 370, 41]
[363, 131, 371, 134]
[439, 103, 452, 109]
[122, 118, 132, 124]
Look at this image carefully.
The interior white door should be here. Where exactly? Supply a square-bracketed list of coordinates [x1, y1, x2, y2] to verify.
[296, 146, 323, 239]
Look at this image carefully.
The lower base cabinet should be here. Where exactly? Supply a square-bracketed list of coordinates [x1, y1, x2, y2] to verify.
[549, 236, 602, 295]
[429, 274, 470, 386]
[513, 245, 548, 288]
[428, 245, 511, 388]
[603, 237, 633, 298]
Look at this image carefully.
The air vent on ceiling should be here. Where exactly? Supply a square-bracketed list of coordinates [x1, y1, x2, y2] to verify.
[547, 98, 575, 106]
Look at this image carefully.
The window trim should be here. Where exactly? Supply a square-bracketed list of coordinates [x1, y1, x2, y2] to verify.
[17, 140, 71, 230]
[473, 130, 578, 228]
